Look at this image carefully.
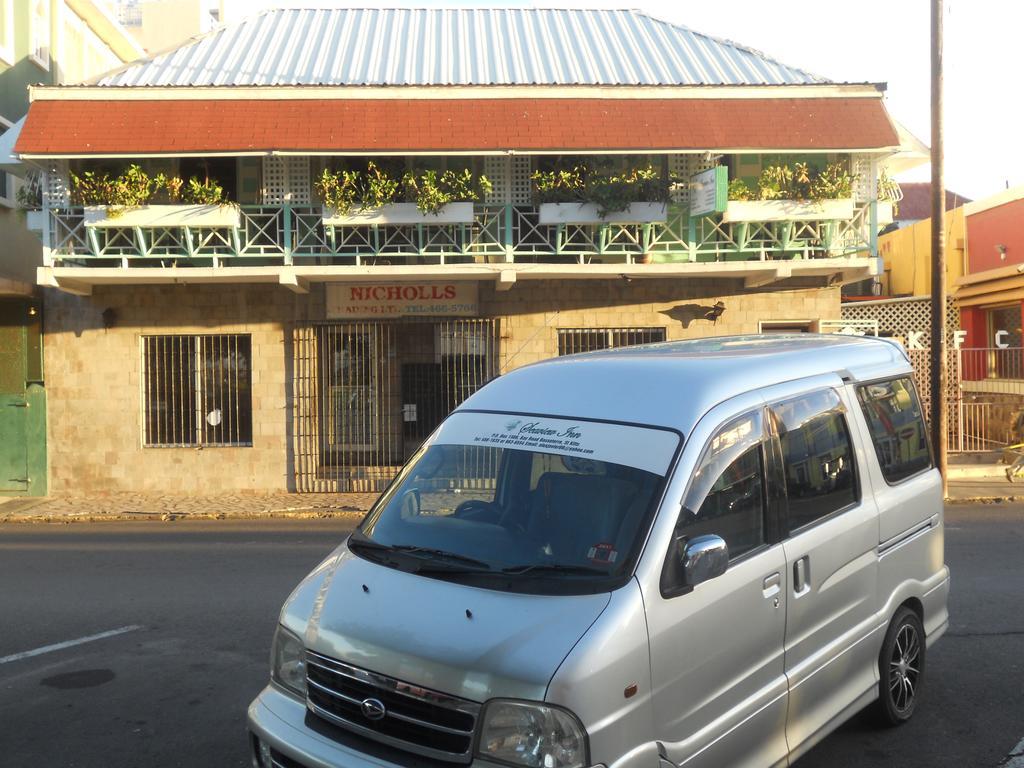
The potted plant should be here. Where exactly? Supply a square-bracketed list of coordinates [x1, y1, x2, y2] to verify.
[17, 172, 45, 233]
[723, 162, 856, 223]
[876, 168, 902, 226]
[536, 164, 668, 225]
[318, 164, 490, 226]
[72, 164, 239, 229]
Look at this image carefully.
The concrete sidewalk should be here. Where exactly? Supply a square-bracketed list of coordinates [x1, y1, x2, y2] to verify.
[0, 492, 377, 523]
[2, 479, 1024, 524]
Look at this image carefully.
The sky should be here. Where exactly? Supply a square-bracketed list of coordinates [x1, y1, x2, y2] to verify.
[220, 0, 1018, 202]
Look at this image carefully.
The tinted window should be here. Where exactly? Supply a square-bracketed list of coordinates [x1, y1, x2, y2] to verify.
[857, 378, 932, 483]
[772, 390, 857, 531]
[678, 411, 766, 560]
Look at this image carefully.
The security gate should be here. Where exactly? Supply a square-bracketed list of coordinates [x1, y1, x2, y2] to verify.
[293, 319, 499, 492]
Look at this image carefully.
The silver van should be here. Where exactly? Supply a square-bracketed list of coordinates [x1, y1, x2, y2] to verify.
[248, 334, 949, 768]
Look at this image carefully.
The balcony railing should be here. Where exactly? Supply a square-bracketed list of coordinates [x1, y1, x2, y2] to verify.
[959, 347, 1024, 382]
[43, 203, 874, 267]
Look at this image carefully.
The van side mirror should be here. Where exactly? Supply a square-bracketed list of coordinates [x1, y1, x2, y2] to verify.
[681, 535, 729, 587]
[661, 531, 730, 597]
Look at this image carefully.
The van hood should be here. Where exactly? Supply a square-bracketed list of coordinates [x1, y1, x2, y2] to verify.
[284, 545, 611, 702]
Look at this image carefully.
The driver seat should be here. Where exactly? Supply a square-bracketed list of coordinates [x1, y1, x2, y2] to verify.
[528, 472, 636, 563]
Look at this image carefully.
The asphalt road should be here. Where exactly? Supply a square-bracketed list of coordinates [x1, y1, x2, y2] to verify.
[0, 505, 1020, 768]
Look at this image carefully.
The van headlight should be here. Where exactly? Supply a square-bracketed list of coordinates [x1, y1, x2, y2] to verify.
[476, 700, 588, 768]
[270, 625, 307, 699]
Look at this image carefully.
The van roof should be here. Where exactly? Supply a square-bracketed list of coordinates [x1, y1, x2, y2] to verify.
[459, 334, 913, 434]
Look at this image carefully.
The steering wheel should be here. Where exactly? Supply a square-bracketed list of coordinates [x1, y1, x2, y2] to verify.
[453, 499, 499, 520]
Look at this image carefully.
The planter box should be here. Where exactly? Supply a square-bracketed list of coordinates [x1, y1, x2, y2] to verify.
[322, 202, 475, 226]
[25, 209, 46, 233]
[722, 198, 855, 223]
[538, 202, 667, 226]
[83, 204, 241, 228]
[877, 201, 895, 226]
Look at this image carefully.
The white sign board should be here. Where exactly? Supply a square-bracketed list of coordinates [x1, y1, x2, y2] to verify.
[689, 166, 727, 218]
[326, 282, 479, 319]
[434, 412, 680, 476]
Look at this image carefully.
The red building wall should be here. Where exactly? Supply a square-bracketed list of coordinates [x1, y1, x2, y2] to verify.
[967, 198, 1024, 273]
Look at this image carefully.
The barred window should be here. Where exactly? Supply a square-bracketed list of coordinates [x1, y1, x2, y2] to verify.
[143, 335, 253, 447]
[557, 327, 667, 356]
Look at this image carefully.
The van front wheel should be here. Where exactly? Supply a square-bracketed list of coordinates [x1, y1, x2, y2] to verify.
[876, 606, 926, 726]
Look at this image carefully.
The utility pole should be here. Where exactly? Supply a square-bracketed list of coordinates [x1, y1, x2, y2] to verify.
[930, 0, 947, 493]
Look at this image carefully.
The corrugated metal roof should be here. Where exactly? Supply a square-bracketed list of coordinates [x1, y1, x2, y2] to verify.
[93, 8, 827, 87]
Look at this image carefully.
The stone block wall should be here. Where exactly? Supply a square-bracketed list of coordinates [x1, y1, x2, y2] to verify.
[43, 284, 323, 494]
[42, 278, 839, 493]
[488, 279, 840, 370]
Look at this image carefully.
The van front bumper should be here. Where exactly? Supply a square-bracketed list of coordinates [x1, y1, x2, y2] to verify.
[249, 685, 409, 768]
[248, 685, 606, 768]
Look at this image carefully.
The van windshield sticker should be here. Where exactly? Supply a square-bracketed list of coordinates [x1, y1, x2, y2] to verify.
[435, 412, 679, 475]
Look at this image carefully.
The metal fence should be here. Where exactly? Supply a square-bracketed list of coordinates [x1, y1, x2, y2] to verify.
[292, 319, 499, 492]
[958, 347, 1024, 382]
[954, 401, 999, 453]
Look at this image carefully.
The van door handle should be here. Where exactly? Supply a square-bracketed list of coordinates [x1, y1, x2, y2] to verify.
[793, 556, 810, 596]
[762, 572, 781, 598]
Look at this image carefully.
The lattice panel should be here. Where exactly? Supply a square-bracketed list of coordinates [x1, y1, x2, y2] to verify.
[851, 154, 876, 203]
[43, 160, 70, 208]
[483, 156, 533, 205]
[287, 157, 311, 204]
[509, 156, 533, 205]
[483, 156, 509, 205]
[261, 156, 311, 204]
[669, 154, 719, 204]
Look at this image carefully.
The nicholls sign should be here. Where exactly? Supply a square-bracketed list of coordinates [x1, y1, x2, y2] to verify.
[326, 282, 479, 319]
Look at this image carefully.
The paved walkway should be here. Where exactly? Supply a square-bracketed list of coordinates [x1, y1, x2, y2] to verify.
[0, 492, 377, 523]
[2, 478, 1022, 523]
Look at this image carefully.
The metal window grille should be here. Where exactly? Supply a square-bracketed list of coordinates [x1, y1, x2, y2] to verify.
[142, 334, 253, 447]
[557, 327, 667, 356]
[293, 319, 499, 492]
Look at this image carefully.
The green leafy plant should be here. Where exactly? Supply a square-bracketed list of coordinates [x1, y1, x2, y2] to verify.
[532, 167, 587, 203]
[809, 162, 854, 201]
[585, 165, 665, 217]
[757, 165, 793, 200]
[877, 167, 902, 215]
[314, 167, 361, 214]
[71, 164, 152, 208]
[727, 177, 754, 201]
[70, 164, 230, 209]
[16, 171, 43, 210]
[402, 168, 492, 215]
[181, 176, 227, 205]
[363, 161, 401, 208]
[153, 172, 184, 202]
[756, 162, 855, 202]
[533, 163, 666, 216]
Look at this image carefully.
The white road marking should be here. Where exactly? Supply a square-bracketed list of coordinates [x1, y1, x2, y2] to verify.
[0, 625, 142, 665]
[1005, 736, 1024, 768]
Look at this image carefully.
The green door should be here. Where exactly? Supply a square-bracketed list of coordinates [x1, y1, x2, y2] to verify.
[0, 302, 30, 492]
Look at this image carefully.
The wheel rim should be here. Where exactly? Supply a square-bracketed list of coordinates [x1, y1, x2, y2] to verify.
[888, 622, 921, 714]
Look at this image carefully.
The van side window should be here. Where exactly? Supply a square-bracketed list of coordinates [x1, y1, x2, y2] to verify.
[856, 377, 932, 483]
[771, 389, 857, 531]
[678, 410, 766, 560]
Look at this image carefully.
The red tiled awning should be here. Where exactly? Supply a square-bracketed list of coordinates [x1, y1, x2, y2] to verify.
[15, 97, 898, 156]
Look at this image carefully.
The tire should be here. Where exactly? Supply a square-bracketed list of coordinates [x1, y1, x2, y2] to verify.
[875, 606, 926, 726]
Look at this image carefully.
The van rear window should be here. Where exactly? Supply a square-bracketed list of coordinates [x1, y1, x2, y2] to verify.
[856, 378, 932, 483]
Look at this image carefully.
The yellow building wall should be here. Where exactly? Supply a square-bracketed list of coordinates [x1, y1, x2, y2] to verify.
[878, 207, 965, 296]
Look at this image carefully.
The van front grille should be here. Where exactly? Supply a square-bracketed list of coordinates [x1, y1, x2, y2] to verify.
[304, 651, 480, 763]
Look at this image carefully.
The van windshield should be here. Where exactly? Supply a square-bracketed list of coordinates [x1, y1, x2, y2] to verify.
[353, 412, 680, 594]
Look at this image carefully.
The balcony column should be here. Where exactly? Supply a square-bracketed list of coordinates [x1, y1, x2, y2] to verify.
[41, 160, 70, 266]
